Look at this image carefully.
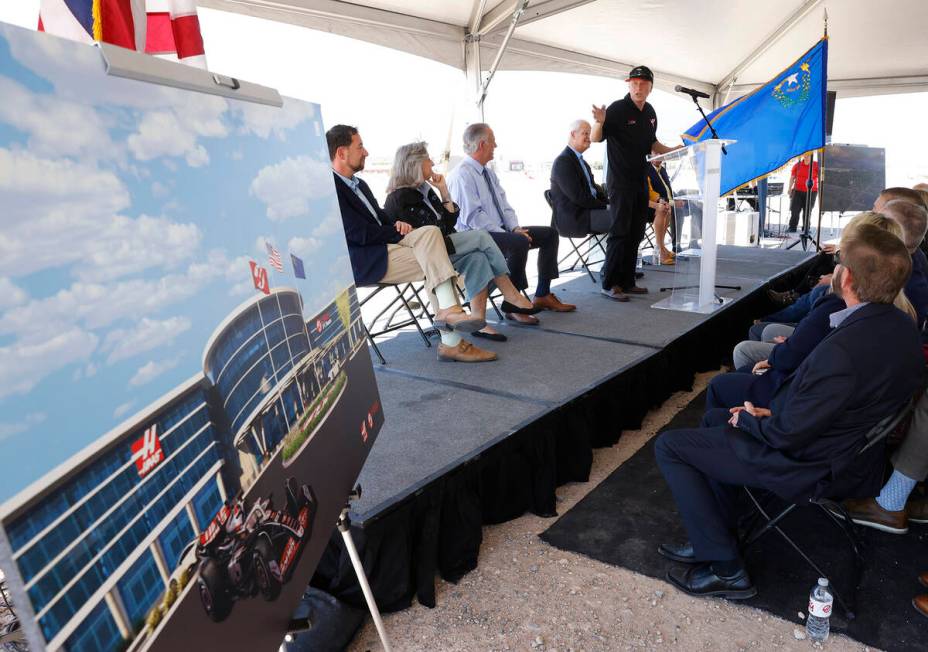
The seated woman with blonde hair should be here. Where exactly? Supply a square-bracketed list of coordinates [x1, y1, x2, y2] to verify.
[384, 141, 539, 342]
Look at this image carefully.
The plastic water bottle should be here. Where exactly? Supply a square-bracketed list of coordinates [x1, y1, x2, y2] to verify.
[806, 577, 833, 642]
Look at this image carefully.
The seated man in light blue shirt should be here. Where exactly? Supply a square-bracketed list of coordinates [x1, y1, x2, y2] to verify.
[447, 123, 575, 324]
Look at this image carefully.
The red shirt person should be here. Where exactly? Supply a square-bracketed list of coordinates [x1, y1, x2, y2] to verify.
[787, 153, 819, 232]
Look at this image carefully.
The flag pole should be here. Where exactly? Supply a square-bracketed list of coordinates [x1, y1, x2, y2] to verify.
[814, 10, 828, 253]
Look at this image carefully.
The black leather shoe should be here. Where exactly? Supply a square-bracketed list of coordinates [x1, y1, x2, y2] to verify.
[667, 563, 757, 600]
[500, 300, 542, 315]
[658, 541, 698, 564]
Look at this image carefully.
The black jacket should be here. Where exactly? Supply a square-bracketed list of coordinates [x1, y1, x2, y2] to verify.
[332, 173, 401, 286]
[383, 186, 459, 254]
[549, 146, 608, 238]
[731, 302, 923, 502]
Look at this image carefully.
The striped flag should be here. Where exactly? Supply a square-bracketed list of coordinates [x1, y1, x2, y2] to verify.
[144, 0, 207, 69]
[38, 0, 207, 69]
[266, 242, 284, 272]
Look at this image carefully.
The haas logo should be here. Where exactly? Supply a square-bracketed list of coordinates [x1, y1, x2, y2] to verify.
[131, 425, 164, 478]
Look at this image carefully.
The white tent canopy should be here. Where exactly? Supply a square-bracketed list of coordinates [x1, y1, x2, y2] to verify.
[198, 0, 928, 105]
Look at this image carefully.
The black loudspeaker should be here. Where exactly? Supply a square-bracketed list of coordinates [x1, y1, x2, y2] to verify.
[825, 90, 836, 137]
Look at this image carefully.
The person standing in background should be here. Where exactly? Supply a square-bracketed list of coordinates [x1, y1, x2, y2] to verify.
[787, 153, 819, 233]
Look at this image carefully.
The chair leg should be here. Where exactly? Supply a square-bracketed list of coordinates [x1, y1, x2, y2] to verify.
[742, 489, 856, 620]
[408, 283, 435, 323]
[488, 292, 504, 320]
[397, 285, 432, 348]
[362, 322, 386, 365]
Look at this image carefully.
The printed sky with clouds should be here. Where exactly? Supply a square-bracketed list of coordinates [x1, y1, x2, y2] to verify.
[0, 22, 354, 504]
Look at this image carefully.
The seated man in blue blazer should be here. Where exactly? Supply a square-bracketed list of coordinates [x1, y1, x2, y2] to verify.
[549, 120, 611, 239]
[327, 124, 494, 363]
[655, 224, 923, 599]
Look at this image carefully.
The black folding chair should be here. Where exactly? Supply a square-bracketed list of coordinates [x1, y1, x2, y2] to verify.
[738, 399, 914, 620]
[544, 190, 607, 284]
[358, 282, 436, 364]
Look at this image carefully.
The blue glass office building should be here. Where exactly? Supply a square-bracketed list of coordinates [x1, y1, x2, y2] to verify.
[2, 380, 226, 650]
[0, 287, 359, 651]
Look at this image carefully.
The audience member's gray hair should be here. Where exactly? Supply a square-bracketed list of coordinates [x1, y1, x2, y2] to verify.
[569, 119, 589, 133]
[387, 141, 430, 193]
[883, 199, 928, 252]
[463, 123, 491, 154]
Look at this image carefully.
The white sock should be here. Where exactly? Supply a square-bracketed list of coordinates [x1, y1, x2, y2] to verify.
[440, 331, 462, 347]
[434, 280, 462, 346]
[434, 279, 457, 309]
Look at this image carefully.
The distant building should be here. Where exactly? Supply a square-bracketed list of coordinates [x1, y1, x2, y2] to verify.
[0, 287, 362, 651]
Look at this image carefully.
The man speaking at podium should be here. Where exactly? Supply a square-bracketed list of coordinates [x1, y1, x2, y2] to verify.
[592, 65, 680, 301]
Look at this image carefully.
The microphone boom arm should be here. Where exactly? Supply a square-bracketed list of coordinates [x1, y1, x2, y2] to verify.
[691, 95, 727, 156]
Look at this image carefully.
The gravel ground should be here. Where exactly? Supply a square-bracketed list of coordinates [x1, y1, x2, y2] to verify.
[349, 372, 874, 652]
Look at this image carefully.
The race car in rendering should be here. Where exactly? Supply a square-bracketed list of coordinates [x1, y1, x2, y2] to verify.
[194, 477, 318, 622]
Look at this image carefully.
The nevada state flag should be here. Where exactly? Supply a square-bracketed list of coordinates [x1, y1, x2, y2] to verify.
[682, 38, 827, 195]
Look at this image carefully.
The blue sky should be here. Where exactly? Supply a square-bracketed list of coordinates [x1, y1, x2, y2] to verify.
[0, 22, 354, 505]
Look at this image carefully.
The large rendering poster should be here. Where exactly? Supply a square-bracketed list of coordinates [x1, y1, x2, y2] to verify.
[0, 22, 384, 652]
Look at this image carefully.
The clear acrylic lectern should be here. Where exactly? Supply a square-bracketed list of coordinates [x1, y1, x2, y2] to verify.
[650, 139, 737, 314]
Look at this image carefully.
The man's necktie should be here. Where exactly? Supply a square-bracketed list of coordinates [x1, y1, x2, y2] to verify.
[482, 168, 508, 229]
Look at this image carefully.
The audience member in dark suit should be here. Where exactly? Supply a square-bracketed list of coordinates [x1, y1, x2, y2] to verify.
[327, 124, 495, 363]
[835, 200, 928, 534]
[549, 120, 610, 239]
[383, 141, 540, 343]
[654, 224, 923, 600]
[706, 288, 845, 411]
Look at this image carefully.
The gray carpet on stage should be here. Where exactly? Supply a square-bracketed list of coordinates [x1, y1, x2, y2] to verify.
[352, 246, 813, 523]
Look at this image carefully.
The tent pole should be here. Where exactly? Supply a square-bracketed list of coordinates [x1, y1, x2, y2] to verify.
[477, 0, 528, 115]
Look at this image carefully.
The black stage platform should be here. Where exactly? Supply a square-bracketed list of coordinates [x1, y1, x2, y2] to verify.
[308, 245, 815, 632]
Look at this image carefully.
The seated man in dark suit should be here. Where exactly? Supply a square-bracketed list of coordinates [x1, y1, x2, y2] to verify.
[654, 224, 923, 599]
[327, 124, 494, 363]
[549, 120, 611, 239]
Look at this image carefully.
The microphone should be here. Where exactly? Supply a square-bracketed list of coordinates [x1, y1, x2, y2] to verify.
[675, 85, 710, 100]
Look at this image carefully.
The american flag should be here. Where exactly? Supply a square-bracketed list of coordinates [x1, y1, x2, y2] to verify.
[38, 0, 207, 69]
[266, 242, 284, 272]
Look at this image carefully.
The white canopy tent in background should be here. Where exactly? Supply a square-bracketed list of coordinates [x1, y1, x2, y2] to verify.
[197, 0, 928, 113]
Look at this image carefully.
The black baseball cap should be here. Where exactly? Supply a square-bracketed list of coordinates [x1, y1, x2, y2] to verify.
[626, 65, 654, 82]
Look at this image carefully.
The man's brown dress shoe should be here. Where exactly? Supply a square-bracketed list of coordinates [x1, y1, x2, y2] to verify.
[505, 312, 540, 325]
[624, 285, 649, 295]
[918, 571, 928, 588]
[913, 594, 928, 619]
[836, 497, 908, 534]
[437, 339, 497, 362]
[532, 292, 576, 312]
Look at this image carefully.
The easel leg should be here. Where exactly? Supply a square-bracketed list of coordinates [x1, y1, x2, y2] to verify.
[338, 505, 392, 652]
